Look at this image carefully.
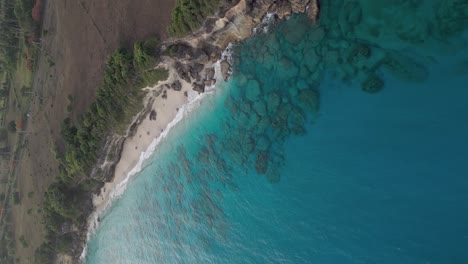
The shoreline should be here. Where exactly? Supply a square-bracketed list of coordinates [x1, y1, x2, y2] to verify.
[80, 57, 224, 261]
[79, 0, 319, 261]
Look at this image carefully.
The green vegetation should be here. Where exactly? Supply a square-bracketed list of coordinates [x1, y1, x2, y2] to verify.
[36, 38, 169, 263]
[8, 120, 16, 133]
[19, 235, 28, 248]
[168, 0, 220, 36]
[12, 190, 20, 204]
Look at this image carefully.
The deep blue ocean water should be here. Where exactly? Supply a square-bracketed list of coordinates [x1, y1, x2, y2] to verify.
[86, 1, 468, 263]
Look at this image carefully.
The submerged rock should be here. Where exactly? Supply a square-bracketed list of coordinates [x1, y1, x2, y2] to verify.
[241, 135, 255, 153]
[267, 92, 281, 112]
[284, 14, 309, 44]
[362, 73, 384, 93]
[256, 134, 271, 151]
[382, 52, 428, 82]
[247, 113, 260, 128]
[308, 26, 325, 44]
[255, 151, 269, 174]
[303, 47, 320, 72]
[220, 60, 230, 81]
[198, 147, 211, 165]
[256, 116, 271, 133]
[253, 100, 267, 116]
[245, 79, 261, 101]
[239, 101, 252, 114]
[297, 89, 320, 112]
[288, 107, 306, 135]
[205, 67, 215, 80]
[277, 56, 299, 80]
[435, 0, 468, 37]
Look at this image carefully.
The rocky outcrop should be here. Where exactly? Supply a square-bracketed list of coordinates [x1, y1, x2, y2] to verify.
[290, 0, 307, 13]
[161, 0, 319, 95]
[170, 80, 182, 91]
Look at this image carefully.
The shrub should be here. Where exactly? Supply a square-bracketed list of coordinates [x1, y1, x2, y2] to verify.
[8, 121, 16, 133]
[168, 0, 220, 37]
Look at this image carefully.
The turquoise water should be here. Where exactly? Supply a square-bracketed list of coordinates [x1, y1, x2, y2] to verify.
[86, 1, 468, 263]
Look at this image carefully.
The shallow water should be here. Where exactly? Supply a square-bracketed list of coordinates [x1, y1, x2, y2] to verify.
[86, 1, 468, 263]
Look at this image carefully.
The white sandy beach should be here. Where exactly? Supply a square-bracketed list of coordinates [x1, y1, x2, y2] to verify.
[91, 70, 197, 213]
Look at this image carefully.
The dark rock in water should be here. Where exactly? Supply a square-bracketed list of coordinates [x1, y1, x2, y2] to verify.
[256, 116, 271, 133]
[272, 104, 292, 138]
[278, 56, 299, 80]
[256, 135, 271, 151]
[171, 80, 182, 91]
[255, 151, 269, 174]
[149, 110, 157, 121]
[303, 48, 320, 72]
[242, 136, 255, 153]
[308, 26, 325, 44]
[344, 1, 362, 25]
[347, 43, 371, 65]
[239, 101, 252, 114]
[288, 107, 306, 135]
[267, 92, 281, 112]
[248, 113, 260, 128]
[193, 82, 205, 94]
[362, 73, 384, 93]
[205, 67, 215, 80]
[238, 112, 250, 127]
[220, 60, 230, 81]
[198, 147, 211, 165]
[245, 79, 261, 101]
[297, 89, 320, 112]
[284, 14, 309, 44]
[296, 79, 309, 90]
[224, 96, 237, 114]
[435, 0, 468, 37]
[205, 134, 218, 152]
[382, 52, 428, 82]
[253, 100, 267, 116]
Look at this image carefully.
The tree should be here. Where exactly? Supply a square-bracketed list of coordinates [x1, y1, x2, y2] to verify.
[133, 41, 155, 71]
